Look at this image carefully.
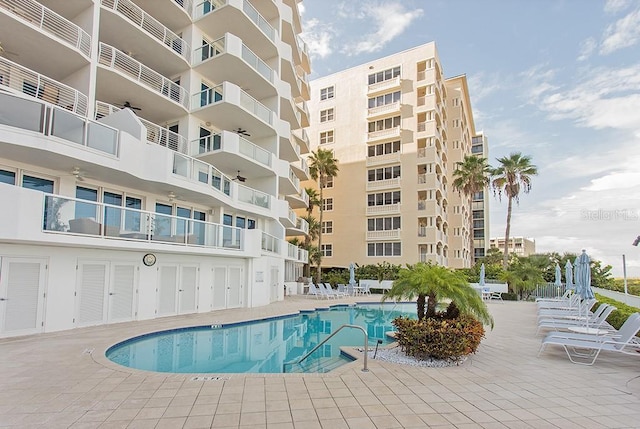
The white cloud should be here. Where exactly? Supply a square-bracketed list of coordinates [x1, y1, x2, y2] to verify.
[577, 37, 596, 61]
[582, 172, 640, 191]
[604, 0, 632, 14]
[300, 18, 334, 59]
[340, 2, 424, 56]
[600, 8, 640, 54]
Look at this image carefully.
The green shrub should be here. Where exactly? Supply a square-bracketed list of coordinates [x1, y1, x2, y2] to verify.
[501, 292, 518, 301]
[593, 294, 640, 332]
[392, 315, 485, 361]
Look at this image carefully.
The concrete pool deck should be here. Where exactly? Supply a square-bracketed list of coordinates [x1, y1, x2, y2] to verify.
[1, 295, 639, 428]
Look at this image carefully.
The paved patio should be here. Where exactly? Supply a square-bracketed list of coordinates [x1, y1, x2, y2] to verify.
[1, 295, 639, 429]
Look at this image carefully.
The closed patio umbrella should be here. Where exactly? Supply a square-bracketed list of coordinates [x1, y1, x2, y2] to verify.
[554, 263, 562, 298]
[575, 250, 594, 300]
[349, 263, 356, 285]
[565, 260, 574, 290]
[479, 263, 486, 287]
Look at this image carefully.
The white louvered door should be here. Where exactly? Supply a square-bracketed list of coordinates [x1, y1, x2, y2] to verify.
[108, 264, 136, 322]
[0, 258, 47, 336]
[77, 263, 108, 326]
[178, 266, 197, 314]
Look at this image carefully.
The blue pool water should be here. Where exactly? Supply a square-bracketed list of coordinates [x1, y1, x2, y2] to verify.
[106, 303, 416, 374]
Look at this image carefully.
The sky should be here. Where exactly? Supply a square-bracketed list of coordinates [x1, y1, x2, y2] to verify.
[299, 0, 640, 277]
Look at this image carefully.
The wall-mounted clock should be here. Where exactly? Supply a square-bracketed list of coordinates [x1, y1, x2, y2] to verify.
[143, 253, 156, 266]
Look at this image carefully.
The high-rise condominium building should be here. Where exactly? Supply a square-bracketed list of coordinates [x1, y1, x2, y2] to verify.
[305, 42, 488, 270]
[471, 133, 490, 262]
[0, 0, 310, 337]
[489, 237, 536, 257]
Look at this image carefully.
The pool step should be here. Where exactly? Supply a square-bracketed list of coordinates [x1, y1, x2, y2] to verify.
[286, 355, 353, 373]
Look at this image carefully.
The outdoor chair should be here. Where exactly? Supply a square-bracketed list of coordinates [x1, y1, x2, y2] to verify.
[489, 291, 503, 302]
[536, 304, 616, 335]
[307, 283, 321, 299]
[347, 283, 354, 296]
[537, 293, 580, 310]
[325, 283, 347, 297]
[337, 284, 347, 295]
[362, 283, 371, 295]
[319, 283, 340, 299]
[538, 313, 640, 365]
[537, 299, 596, 320]
[536, 289, 572, 303]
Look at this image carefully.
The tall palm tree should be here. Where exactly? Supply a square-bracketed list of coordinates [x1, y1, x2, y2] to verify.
[308, 148, 339, 283]
[383, 262, 493, 327]
[305, 187, 320, 216]
[491, 152, 538, 268]
[451, 155, 491, 262]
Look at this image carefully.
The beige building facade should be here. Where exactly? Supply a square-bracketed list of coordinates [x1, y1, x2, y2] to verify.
[305, 42, 486, 269]
[490, 237, 536, 257]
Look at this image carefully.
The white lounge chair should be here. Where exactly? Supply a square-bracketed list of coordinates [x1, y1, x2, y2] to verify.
[538, 312, 640, 365]
[307, 283, 321, 299]
[537, 293, 580, 309]
[536, 304, 616, 335]
[317, 283, 338, 299]
[536, 289, 572, 303]
[537, 299, 596, 321]
[324, 283, 346, 298]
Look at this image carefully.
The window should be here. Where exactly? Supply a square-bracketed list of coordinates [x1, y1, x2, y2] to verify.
[368, 166, 400, 182]
[321, 176, 333, 189]
[452, 119, 460, 128]
[472, 210, 484, 219]
[23, 175, 54, 193]
[319, 130, 334, 144]
[473, 191, 484, 200]
[367, 191, 400, 206]
[368, 91, 401, 108]
[368, 140, 401, 157]
[368, 66, 401, 85]
[320, 108, 334, 123]
[321, 244, 333, 257]
[0, 169, 16, 185]
[367, 217, 401, 231]
[322, 198, 333, 211]
[322, 221, 333, 234]
[368, 116, 400, 132]
[367, 242, 401, 256]
[452, 98, 460, 107]
[320, 86, 334, 100]
[471, 145, 483, 154]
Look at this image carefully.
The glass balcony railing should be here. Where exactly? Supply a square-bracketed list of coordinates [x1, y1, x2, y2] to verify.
[193, 84, 272, 125]
[42, 194, 243, 250]
[237, 184, 270, 209]
[190, 133, 271, 167]
[0, 91, 118, 156]
[172, 152, 232, 197]
[261, 232, 280, 253]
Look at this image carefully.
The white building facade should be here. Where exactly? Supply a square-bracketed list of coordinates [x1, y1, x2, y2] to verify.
[0, 0, 311, 337]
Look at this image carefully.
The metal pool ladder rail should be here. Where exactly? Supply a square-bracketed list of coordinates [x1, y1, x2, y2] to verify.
[286, 324, 369, 372]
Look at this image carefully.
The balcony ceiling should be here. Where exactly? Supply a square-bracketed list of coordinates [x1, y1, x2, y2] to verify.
[194, 53, 276, 100]
[96, 67, 187, 123]
[196, 151, 273, 181]
[285, 193, 306, 210]
[191, 101, 275, 140]
[0, 14, 89, 80]
[37, 0, 93, 20]
[129, 0, 192, 31]
[99, 9, 189, 77]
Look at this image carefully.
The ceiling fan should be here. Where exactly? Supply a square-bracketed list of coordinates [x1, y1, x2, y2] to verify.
[233, 170, 246, 182]
[234, 127, 251, 137]
[70, 167, 86, 181]
[167, 191, 186, 202]
[116, 101, 142, 111]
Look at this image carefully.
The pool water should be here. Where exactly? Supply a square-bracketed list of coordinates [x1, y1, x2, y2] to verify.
[106, 303, 416, 374]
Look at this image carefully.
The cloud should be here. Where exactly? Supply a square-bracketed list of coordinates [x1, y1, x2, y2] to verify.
[340, 2, 424, 56]
[577, 37, 596, 61]
[600, 8, 640, 54]
[300, 18, 335, 59]
[604, 0, 632, 14]
[582, 171, 640, 191]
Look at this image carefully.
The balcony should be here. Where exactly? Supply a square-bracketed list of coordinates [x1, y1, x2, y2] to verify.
[278, 164, 300, 196]
[366, 203, 400, 216]
[296, 100, 310, 127]
[417, 199, 443, 217]
[366, 229, 401, 241]
[366, 152, 401, 167]
[367, 101, 400, 120]
[190, 130, 273, 179]
[96, 43, 189, 123]
[193, 33, 276, 100]
[191, 81, 275, 139]
[285, 243, 307, 263]
[291, 128, 310, 154]
[127, 0, 193, 29]
[0, 0, 91, 79]
[96, 101, 187, 153]
[0, 56, 88, 116]
[193, 0, 277, 58]
[42, 193, 244, 250]
[367, 126, 400, 143]
[298, 36, 311, 74]
[236, 183, 270, 210]
[290, 156, 310, 181]
[100, 0, 191, 75]
[172, 152, 232, 198]
[0, 91, 117, 156]
[285, 187, 308, 210]
[367, 76, 400, 96]
[366, 177, 401, 191]
[261, 232, 280, 254]
[417, 173, 442, 190]
[417, 226, 445, 243]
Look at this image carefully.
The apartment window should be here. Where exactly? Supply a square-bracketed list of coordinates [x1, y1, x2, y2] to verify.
[322, 176, 333, 189]
[473, 191, 484, 200]
[368, 116, 400, 132]
[321, 244, 333, 257]
[368, 91, 401, 108]
[320, 108, 334, 123]
[322, 221, 333, 234]
[368, 166, 400, 182]
[320, 86, 334, 100]
[452, 98, 460, 107]
[0, 168, 16, 185]
[367, 242, 401, 257]
[471, 145, 483, 154]
[367, 191, 400, 206]
[452, 119, 461, 128]
[367, 216, 401, 231]
[319, 130, 334, 144]
[472, 210, 484, 219]
[368, 140, 401, 157]
[473, 220, 484, 229]
[23, 175, 54, 193]
[322, 198, 333, 211]
[368, 66, 401, 85]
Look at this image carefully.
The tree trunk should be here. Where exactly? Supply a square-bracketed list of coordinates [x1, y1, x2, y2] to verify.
[502, 195, 513, 268]
[425, 292, 437, 319]
[316, 175, 324, 284]
[417, 294, 426, 321]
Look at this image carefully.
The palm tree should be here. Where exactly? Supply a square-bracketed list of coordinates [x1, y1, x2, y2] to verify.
[305, 187, 320, 216]
[491, 152, 538, 268]
[308, 148, 339, 283]
[451, 155, 491, 262]
[382, 262, 493, 327]
[301, 214, 319, 277]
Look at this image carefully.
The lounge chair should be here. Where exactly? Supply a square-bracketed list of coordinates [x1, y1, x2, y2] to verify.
[536, 289, 572, 303]
[323, 283, 346, 298]
[538, 312, 640, 365]
[307, 283, 321, 299]
[316, 283, 337, 299]
[536, 304, 616, 335]
[489, 291, 503, 302]
[537, 293, 580, 309]
[537, 299, 595, 321]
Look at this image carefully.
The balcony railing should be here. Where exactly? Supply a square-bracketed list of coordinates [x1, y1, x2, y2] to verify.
[193, 35, 273, 83]
[237, 184, 270, 209]
[296, 217, 309, 235]
[193, 0, 275, 42]
[190, 133, 271, 167]
[288, 167, 300, 191]
[261, 232, 280, 253]
[101, 0, 191, 62]
[193, 84, 272, 124]
[98, 42, 189, 109]
[366, 177, 401, 191]
[95, 101, 187, 153]
[366, 203, 400, 216]
[367, 76, 400, 94]
[0, 0, 91, 57]
[366, 152, 401, 167]
[0, 56, 88, 116]
[367, 102, 400, 117]
[367, 126, 400, 142]
[287, 208, 297, 225]
[367, 230, 401, 240]
[0, 91, 118, 155]
[173, 152, 232, 197]
[42, 194, 243, 250]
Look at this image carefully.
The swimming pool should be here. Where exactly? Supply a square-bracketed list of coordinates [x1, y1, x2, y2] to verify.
[106, 302, 416, 374]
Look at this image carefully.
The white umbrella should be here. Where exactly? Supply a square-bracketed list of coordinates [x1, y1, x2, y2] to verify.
[349, 263, 356, 285]
[479, 263, 486, 287]
[565, 260, 574, 290]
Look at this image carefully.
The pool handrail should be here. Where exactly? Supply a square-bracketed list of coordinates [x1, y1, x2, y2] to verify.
[285, 324, 369, 372]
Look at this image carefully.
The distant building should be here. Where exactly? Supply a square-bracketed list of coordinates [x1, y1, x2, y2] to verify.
[471, 133, 490, 263]
[489, 237, 536, 257]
